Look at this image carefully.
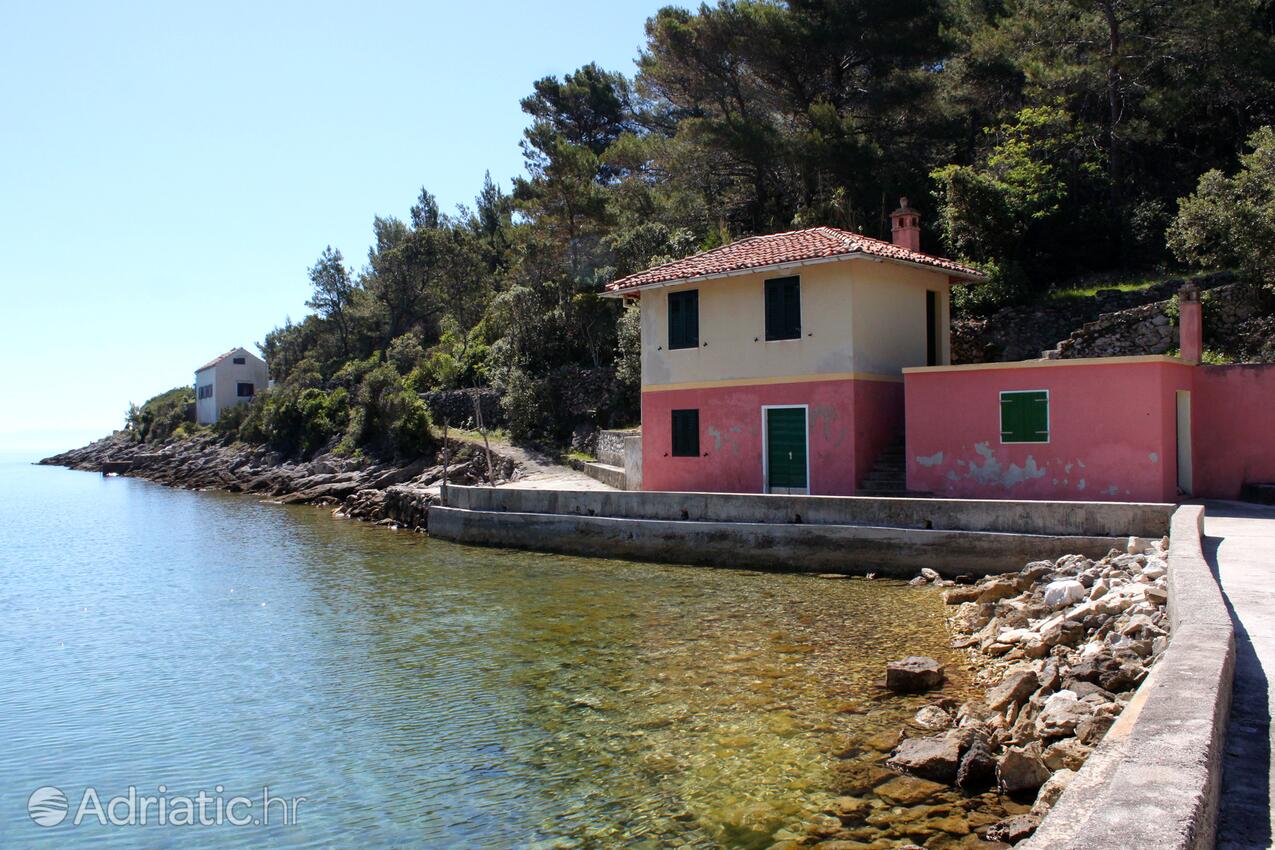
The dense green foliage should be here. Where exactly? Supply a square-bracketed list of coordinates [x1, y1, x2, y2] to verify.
[125, 387, 195, 444]
[1170, 126, 1275, 287]
[241, 0, 1275, 448]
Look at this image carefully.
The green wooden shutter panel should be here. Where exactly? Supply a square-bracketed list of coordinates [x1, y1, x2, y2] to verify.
[671, 409, 699, 456]
[668, 291, 698, 349]
[765, 276, 800, 340]
[1000, 392, 1048, 443]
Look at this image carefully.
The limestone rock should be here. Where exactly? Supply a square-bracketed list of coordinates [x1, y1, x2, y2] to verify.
[1043, 579, 1086, 609]
[1035, 690, 1095, 738]
[987, 669, 1039, 712]
[978, 578, 1021, 604]
[944, 585, 984, 605]
[987, 813, 1041, 844]
[1042, 738, 1093, 771]
[887, 735, 963, 783]
[1031, 767, 1076, 817]
[998, 743, 1051, 794]
[956, 737, 997, 792]
[873, 775, 947, 806]
[885, 657, 945, 693]
[913, 705, 953, 731]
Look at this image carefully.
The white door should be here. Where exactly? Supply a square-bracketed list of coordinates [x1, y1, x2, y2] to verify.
[1176, 390, 1193, 496]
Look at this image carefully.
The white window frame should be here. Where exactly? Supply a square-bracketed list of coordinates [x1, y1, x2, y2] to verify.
[999, 389, 1051, 445]
[760, 403, 811, 494]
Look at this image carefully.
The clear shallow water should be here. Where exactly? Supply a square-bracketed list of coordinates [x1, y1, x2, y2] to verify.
[0, 455, 974, 848]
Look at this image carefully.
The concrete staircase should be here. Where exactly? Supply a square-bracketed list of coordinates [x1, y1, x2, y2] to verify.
[858, 442, 910, 496]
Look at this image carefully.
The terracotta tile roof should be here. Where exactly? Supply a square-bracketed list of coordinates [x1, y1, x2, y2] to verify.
[604, 226, 984, 292]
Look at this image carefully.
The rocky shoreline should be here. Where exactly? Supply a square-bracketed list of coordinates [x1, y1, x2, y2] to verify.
[784, 540, 1170, 849]
[39, 432, 520, 529]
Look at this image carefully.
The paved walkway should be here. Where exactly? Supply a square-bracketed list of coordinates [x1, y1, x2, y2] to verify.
[1207, 501, 1275, 849]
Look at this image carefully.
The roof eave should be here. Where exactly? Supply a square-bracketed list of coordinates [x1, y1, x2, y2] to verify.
[602, 252, 984, 296]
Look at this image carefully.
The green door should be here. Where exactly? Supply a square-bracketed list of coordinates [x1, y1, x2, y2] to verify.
[766, 407, 808, 492]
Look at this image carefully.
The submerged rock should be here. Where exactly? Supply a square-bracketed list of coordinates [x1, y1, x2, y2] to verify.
[887, 735, 962, 783]
[885, 657, 944, 693]
[987, 813, 1041, 844]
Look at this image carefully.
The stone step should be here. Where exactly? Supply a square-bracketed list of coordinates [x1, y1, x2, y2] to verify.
[579, 461, 626, 490]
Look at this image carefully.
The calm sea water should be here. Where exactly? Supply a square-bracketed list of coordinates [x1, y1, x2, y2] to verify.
[0, 453, 970, 849]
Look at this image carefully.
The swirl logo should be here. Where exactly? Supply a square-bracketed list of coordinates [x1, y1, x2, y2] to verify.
[27, 786, 69, 827]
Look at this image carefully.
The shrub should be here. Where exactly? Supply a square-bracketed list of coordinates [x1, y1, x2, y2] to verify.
[124, 387, 196, 443]
[343, 364, 434, 459]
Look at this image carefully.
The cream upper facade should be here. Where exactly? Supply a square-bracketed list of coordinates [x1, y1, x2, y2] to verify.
[195, 347, 269, 425]
[637, 258, 954, 389]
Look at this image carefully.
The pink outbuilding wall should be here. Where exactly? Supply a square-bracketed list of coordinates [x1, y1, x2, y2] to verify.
[905, 358, 1194, 503]
[641, 377, 902, 495]
[1193, 364, 1275, 498]
[906, 358, 1275, 502]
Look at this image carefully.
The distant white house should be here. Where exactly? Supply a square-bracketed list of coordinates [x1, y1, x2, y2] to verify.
[194, 347, 269, 425]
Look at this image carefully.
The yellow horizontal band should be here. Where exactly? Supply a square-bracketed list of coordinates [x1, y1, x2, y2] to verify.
[642, 371, 903, 393]
[903, 355, 1188, 375]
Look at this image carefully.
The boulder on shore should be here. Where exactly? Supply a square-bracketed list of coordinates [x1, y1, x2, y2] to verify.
[887, 735, 963, 783]
[998, 742, 1051, 795]
[885, 656, 945, 693]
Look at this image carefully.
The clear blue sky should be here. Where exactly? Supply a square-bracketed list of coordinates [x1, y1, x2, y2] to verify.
[0, 0, 662, 453]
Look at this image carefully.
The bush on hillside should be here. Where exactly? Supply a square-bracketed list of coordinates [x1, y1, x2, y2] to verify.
[341, 364, 434, 459]
[1169, 126, 1275, 289]
[124, 387, 196, 444]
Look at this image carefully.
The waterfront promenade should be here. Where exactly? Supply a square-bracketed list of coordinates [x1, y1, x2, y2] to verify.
[1210, 502, 1275, 850]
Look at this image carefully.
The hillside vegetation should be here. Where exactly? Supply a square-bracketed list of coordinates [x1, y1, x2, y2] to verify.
[135, 0, 1275, 455]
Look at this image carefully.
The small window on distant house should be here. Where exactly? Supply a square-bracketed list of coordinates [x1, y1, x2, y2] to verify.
[671, 409, 700, 457]
[232, 356, 246, 365]
[1001, 391, 1049, 443]
[668, 290, 699, 349]
[237, 383, 255, 398]
[764, 276, 801, 341]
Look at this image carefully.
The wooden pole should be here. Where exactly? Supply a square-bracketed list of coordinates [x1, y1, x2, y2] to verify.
[474, 392, 496, 487]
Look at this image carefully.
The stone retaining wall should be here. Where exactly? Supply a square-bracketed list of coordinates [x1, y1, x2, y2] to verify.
[444, 486, 1173, 538]
[595, 429, 635, 467]
[1019, 504, 1234, 849]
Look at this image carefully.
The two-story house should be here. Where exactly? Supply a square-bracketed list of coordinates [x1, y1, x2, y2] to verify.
[603, 200, 984, 495]
[194, 346, 269, 425]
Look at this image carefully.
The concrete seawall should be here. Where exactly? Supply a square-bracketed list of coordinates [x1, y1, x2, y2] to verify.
[446, 487, 1173, 537]
[431, 487, 1174, 576]
[1020, 504, 1235, 850]
[428, 506, 1125, 576]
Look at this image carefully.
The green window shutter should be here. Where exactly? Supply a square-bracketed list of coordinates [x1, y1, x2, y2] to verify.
[668, 290, 698, 349]
[1000, 391, 1049, 443]
[671, 409, 699, 456]
[765, 276, 800, 340]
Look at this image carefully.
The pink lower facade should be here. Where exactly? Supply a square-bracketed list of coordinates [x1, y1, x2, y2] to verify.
[905, 358, 1275, 502]
[641, 377, 902, 496]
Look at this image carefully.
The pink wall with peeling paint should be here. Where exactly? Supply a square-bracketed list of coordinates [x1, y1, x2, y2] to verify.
[1193, 364, 1275, 499]
[641, 378, 902, 495]
[905, 360, 1195, 503]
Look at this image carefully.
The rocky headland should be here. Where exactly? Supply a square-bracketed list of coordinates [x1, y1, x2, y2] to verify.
[39, 432, 521, 529]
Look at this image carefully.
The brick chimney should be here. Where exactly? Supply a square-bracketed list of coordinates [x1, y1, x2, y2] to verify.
[1178, 283, 1203, 363]
[890, 197, 921, 253]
